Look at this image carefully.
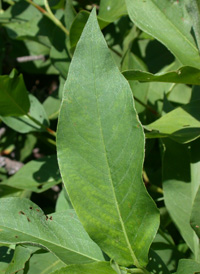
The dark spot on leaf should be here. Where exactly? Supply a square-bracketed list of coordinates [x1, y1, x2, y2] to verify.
[37, 185, 43, 189]
[19, 211, 25, 215]
[50, 216, 53, 221]
[15, 236, 18, 238]
[46, 215, 49, 220]
[36, 209, 40, 212]
[29, 207, 33, 210]
[27, 217, 31, 222]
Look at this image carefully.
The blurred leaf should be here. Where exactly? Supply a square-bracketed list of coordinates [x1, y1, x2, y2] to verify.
[1, 94, 49, 133]
[50, 262, 117, 274]
[64, 0, 76, 30]
[146, 100, 200, 143]
[57, 10, 159, 267]
[191, 185, 200, 239]
[0, 69, 30, 116]
[43, 90, 61, 120]
[0, 198, 105, 264]
[163, 140, 199, 259]
[21, 250, 66, 274]
[125, 0, 200, 69]
[55, 188, 73, 212]
[1, 155, 61, 193]
[5, 245, 32, 274]
[123, 66, 200, 85]
[176, 259, 200, 274]
[50, 28, 71, 78]
[98, 0, 127, 22]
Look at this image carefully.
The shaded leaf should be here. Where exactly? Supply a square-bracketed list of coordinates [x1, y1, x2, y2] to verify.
[98, 0, 127, 22]
[1, 155, 61, 193]
[1, 94, 49, 134]
[0, 69, 30, 117]
[0, 198, 104, 264]
[123, 66, 200, 85]
[5, 245, 32, 274]
[57, 9, 159, 267]
[146, 100, 200, 143]
[125, 0, 200, 68]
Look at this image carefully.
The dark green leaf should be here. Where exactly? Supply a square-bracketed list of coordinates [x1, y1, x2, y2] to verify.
[123, 66, 200, 85]
[176, 259, 200, 274]
[0, 69, 30, 117]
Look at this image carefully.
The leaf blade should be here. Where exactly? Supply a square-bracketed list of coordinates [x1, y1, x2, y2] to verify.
[57, 9, 159, 267]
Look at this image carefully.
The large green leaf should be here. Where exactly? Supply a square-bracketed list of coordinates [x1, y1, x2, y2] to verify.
[0, 69, 30, 117]
[125, 0, 200, 69]
[0, 198, 104, 264]
[175, 259, 200, 274]
[146, 100, 200, 143]
[1, 155, 61, 193]
[57, 10, 159, 267]
[190, 185, 200, 239]
[50, 262, 117, 274]
[123, 66, 200, 85]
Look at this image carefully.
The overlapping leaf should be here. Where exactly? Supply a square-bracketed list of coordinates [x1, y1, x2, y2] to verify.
[125, 0, 200, 68]
[57, 10, 159, 267]
[0, 198, 104, 265]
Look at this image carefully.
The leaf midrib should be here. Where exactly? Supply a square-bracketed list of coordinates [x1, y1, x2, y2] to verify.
[90, 27, 140, 267]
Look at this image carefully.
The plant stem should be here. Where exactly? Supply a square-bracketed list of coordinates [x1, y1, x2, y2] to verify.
[26, 113, 56, 137]
[134, 96, 159, 117]
[25, 0, 69, 36]
[120, 267, 150, 274]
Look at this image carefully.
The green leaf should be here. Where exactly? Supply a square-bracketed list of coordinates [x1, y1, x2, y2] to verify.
[0, 69, 30, 116]
[22, 250, 66, 274]
[1, 155, 61, 193]
[5, 245, 32, 274]
[162, 140, 199, 258]
[0, 198, 104, 264]
[146, 100, 200, 143]
[98, 0, 127, 22]
[191, 185, 200, 239]
[56, 188, 73, 212]
[123, 66, 200, 85]
[57, 9, 159, 267]
[125, 0, 200, 69]
[50, 262, 117, 274]
[176, 259, 200, 274]
[1, 94, 49, 134]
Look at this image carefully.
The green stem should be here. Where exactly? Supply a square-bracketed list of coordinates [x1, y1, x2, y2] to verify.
[25, 0, 69, 36]
[26, 113, 56, 137]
